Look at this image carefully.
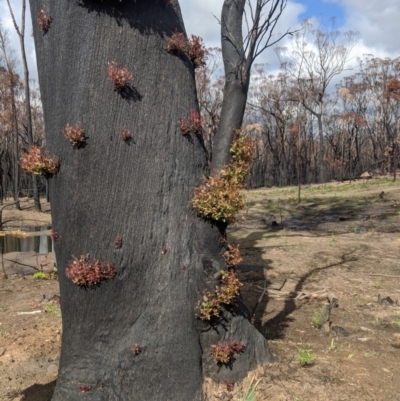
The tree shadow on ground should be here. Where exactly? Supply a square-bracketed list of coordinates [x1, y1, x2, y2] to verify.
[18, 380, 56, 401]
[231, 210, 358, 340]
[260, 250, 358, 339]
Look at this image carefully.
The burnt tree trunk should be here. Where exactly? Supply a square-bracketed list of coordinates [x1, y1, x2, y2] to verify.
[30, 0, 273, 400]
[211, 0, 248, 173]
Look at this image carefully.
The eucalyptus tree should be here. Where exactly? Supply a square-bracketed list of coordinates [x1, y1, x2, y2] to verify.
[29, 0, 290, 399]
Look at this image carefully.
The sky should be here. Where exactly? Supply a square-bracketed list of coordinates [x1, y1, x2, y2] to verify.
[0, 0, 399, 84]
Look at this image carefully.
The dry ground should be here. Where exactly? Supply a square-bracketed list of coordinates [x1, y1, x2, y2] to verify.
[1, 181, 400, 401]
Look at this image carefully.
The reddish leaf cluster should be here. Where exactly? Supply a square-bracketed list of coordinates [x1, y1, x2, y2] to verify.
[225, 381, 234, 392]
[215, 269, 242, 305]
[198, 269, 242, 320]
[188, 35, 208, 68]
[107, 61, 133, 91]
[192, 132, 254, 223]
[79, 385, 90, 393]
[341, 111, 367, 127]
[385, 78, 400, 101]
[119, 126, 132, 142]
[166, 31, 188, 55]
[229, 340, 245, 354]
[221, 239, 243, 268]
[188, 110, 202, 133]
[37, 8, 52, 33]
[64, 122, 86, 147]
[210, 340, 245, 364]
[132, 344, 141, 355]
[167, 32, 208, 69]
[65, 254, 116, 287]
[20, 146, 59, 177]
[179, 110, 202, 135]
[179, 118, 190, 135]
[114, 233, 122, 249]
[50, 228, 60, 242]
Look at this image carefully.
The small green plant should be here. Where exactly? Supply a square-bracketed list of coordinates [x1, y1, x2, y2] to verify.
[392, 320, 400, 327]
[234, 376, 259, 401]
[347, 353, 354, 359]
[46, 305, 56, 313]
[297, 348, 316, 366]
[311, 308, 322, 329]
[264, 328, 273, 340]
[33, 271, 47, 280]
[374, 279, 382, 288]
[331, 235, 337, 242]
[45, 304, 61, 318]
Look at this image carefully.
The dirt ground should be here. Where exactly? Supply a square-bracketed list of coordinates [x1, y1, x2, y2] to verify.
[1, 180, 400, 401]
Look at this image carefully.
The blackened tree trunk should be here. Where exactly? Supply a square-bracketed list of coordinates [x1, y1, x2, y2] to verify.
[30, 0, 272, 400]
[212, 0, 288, 173]
[211, 0, 248, 173]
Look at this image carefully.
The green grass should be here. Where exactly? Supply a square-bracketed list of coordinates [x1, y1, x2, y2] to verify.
[311, 308, 322, 329]
[45, 304, 62, 318]
[33, 271, 47, 280]
[234, 377, 259, 401]
[297, 348, 316, 366]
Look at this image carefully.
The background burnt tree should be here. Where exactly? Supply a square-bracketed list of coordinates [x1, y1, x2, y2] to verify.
[212, 0, 292, 173]
[276, 19, 358, 183]
[6, 0, 41, 210]
[29, 0, 282, 400]
[0, 26, 21, 208]
[195, 47, 224, 160]
[0, 20, 45, 204]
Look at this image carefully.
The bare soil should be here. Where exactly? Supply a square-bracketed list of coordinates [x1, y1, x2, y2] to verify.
[1, 180, 400, 401]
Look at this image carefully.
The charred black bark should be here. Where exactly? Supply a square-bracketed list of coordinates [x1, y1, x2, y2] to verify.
[30, 0, 272, 399]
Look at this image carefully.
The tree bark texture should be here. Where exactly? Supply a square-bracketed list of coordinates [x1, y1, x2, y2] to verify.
[30, 1, 272, 400]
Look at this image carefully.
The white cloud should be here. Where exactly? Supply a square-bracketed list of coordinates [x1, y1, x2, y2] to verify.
[0, 0, 37, 81]
[329, 0, 400, 58]
[1, 0, 399, 84]
[180, 0, 222, 47]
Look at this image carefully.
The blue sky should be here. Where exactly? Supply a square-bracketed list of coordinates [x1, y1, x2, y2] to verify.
[298, 0, 346, 26]
[0, 0, 399, 82]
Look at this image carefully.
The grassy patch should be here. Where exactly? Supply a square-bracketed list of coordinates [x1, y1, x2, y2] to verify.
[297, 348, 316, 366]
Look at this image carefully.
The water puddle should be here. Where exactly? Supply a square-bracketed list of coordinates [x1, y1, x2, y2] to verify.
[0, 226, 53, 254]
